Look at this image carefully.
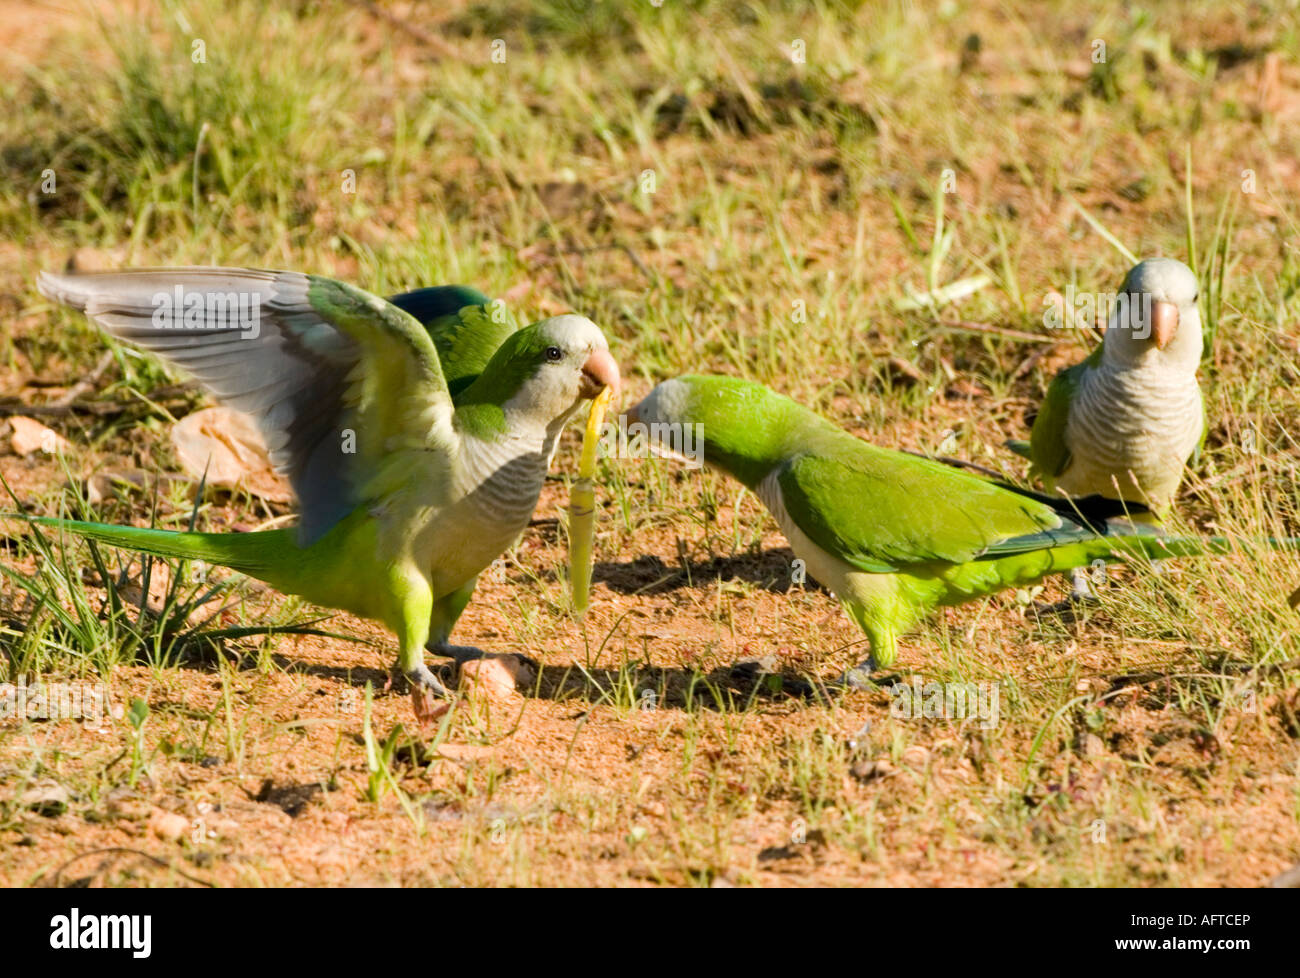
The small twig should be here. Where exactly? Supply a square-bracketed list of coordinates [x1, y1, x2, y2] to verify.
[50, 350, 115, 408]
[1012, 345, 1052, 380]
[560, 242, 658, 288]
[940, 320, 1057, 344]
[620, 244, 655, 286]
[0, 399, 120, 417]
[52, 846, 214, 888]
[0, 381, 198, 418]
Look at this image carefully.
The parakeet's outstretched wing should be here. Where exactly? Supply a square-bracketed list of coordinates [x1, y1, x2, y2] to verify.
[1029, 345, 1101, 481]
[38, 268, 454, 543]
[387, 286, 519, 397]
[774, 441, 1075, 574]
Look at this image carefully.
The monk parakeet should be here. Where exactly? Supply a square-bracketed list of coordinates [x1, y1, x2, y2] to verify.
[631, 375, 1269, 686]
[1010, 257, 1205, 600]
[24, 268, 620, 719]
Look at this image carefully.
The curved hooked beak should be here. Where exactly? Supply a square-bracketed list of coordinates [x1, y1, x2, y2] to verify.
[580, 348, 620, 401]
[1151, 300, 1179, 350]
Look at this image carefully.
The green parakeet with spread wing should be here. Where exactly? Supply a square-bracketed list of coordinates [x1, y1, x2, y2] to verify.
[19, 268, 620, 720]
[631, 375, 1283, 686]
[1008, 257, 1206, 600]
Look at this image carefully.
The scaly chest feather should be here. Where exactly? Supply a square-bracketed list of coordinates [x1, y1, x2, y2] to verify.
[413, 431, 552, 596]
[1059, 365, 1202, 505]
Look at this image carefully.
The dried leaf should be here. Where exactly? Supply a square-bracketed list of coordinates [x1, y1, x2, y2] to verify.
[170, 407, 292, 502]
[8, 415, 73, 455]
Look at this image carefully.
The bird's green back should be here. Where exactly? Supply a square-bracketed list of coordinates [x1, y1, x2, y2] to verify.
[387, 286, 520, 398]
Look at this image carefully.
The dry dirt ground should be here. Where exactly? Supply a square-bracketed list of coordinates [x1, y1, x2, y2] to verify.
[1, 0, 1300, 886]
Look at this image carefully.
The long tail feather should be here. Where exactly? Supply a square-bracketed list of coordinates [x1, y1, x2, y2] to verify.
[984, 523, 1300, 590]
[17, 516, 298, 587]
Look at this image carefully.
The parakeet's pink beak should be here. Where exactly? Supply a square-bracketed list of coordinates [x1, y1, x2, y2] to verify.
[1151, 300, 1179, 350]
[580, 348, 620, 400]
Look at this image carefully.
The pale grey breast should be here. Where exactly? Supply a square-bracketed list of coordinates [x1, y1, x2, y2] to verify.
[455, 432, 552, 531]
[1063, 364, 1202, 499]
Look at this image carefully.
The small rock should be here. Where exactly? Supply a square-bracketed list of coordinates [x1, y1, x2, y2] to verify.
[1083, 733, 1107, 757]
[422, 800, 463, 823]
[148, 807, 190, 842]
[85, 469, 153, 505]
[457, 655, 533, 699]
[850, 759, 897, 782]
[435, 743, 494, 763]
[105, 790, 150, 821]
[18, 781, 69, 815]
[732, 655, 779, 675]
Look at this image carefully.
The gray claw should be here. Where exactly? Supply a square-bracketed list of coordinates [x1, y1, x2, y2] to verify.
[405, 664, 454, 723]
[404, 664, 451, 699]
[839, 659, 880, 691]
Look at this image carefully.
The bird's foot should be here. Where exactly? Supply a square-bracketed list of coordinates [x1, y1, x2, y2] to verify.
[790, 658, 899, 697]
[427, 642, 489, 663]
[428, 643, 539, 694]
[429, 643, 539, 685]
[839, 656, 884, 691]
[404, 664, 454, 724]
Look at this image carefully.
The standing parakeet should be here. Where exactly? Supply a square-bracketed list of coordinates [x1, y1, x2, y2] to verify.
[1010, 257, 1205, 600]
[23, 268, 620, 719]
[631, 375, 1276, 686]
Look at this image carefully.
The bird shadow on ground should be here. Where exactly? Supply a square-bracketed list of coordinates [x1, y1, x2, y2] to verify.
[162, 637, 831, 712]
[592, 548, 831, 596]
[523, 658, 834, 711]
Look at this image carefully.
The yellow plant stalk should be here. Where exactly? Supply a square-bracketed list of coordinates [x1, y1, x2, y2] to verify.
[569, 385, 612, 616]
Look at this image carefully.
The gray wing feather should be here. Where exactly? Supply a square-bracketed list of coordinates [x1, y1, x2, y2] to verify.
[38, 267, 363, 542]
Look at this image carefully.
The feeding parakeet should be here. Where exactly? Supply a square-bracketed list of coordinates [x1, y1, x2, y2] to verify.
[22, 268, 620, 720]
[631, 375, 1279, 686]
[1009, 257, 1205, 600]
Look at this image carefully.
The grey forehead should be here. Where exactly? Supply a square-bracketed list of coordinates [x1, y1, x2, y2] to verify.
[539, 314, 607, 349]
[637, 379, 688, 420]
[1123, 258, 1198, 298]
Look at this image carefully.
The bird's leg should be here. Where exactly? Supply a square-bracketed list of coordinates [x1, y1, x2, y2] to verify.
[425, 583, 538, 685]
[838, 615, 900, 691]
[392, 570, 452, 723]
[1033, 567, 1101, 619]
[1069, 565, 1098, 602]
[425, 580, 478, 662]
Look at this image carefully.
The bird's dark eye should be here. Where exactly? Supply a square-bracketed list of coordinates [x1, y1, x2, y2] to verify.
[545, 346, 563, 362]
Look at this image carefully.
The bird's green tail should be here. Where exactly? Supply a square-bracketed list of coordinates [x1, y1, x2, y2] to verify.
[985, 524, 1300, 591]
[20, 516, 301, 590]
